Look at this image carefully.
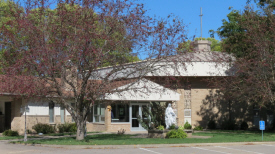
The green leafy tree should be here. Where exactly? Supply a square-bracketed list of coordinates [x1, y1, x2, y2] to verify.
[217, 10, 249, 57]
[212, 4, 275, 112]
[0, 0, 23, 73]
[177, 37, 221, 53]
[137, 102, 166, 130]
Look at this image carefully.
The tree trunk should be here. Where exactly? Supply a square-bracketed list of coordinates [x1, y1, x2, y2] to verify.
[76, 118, 86, 140]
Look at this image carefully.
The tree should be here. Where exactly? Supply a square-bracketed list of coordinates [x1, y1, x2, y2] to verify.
[0, 0, 22, 73]
[177, 37, 221, 52]
[217, 10, 250, 57]
[212, 5, 275, 111]
[137, 102, 166, 130]
[0, 0, 186, 140]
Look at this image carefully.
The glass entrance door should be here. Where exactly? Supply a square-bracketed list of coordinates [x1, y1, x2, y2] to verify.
[131, 105, 139, 129]
[130, 103, 148, 131]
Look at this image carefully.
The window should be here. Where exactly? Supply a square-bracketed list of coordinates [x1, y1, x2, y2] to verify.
[93, 104, 105, 123]
[49, 102, 54, 123]
[60, 105, 65, 123]
[87, 106, 93, 123]
[71, 103, 75, 122]
[184, 109, 191, 117]
[111, 103, 129, 123]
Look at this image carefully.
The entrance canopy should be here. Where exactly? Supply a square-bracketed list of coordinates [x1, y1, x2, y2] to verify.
[104, 79, 180, 101]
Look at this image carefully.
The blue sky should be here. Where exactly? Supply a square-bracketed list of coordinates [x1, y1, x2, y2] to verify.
[141, 0, 257, 40]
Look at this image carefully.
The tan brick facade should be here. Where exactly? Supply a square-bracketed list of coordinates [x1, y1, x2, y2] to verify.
[1, 77, 263, 133]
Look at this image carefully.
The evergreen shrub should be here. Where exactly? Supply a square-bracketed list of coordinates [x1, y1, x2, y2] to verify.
[194, 126, 203, 131]
[32, 123, 55, 134]
[169, 124, 176, 130]
[184, 121, 192, 129]
[2, 130, 19, 136]
[57, 123, 77, 133]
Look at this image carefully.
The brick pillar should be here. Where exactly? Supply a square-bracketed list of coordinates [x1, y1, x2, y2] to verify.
[105, 104, 111, 132]
[11, 98, 24, 134]
[177, 89, 185, 126]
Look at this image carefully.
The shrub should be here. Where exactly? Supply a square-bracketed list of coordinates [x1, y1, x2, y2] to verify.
[166, 129, 187, 139]
[207, 120, 216, 129]
[184, 121, 192, 129]
[221, 120, 236, 130]
[178, 125, 184, 130]
[2, 130, 19, 136]
[157, 125, 165, 131]
[32, 123, 55, 134]
[57, 123, 77, 133]
[194, 126, 203, 131]
[240, 121, 248, 130]
[168, 124, 176, 130]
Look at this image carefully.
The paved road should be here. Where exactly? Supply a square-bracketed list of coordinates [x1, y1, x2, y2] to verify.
[1, 140, 275, 154]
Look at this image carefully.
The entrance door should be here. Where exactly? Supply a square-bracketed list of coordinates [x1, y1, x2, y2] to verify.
[130, 103, 148, 131]
[4, 102, 11, 130]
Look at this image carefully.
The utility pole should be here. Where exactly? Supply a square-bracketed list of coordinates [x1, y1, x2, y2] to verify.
[199, 7, 203, 40]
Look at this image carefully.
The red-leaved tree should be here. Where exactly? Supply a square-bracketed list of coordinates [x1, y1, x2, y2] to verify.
[0, 0, 187, 140]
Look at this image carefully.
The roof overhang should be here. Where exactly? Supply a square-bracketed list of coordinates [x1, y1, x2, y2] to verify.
[104, 79, 180, 101]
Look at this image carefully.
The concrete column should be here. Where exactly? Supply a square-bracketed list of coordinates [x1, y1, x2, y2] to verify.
[105, 104, 111, 131]
[177, 89, 185, 126]
[11, 98, 24, 134]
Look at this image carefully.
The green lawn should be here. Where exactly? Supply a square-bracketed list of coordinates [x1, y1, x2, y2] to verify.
[43, 131, 102, 136]
[0, 136, 24, 140]
[13, 131, 275, 145]
[0, 136, 39, 140]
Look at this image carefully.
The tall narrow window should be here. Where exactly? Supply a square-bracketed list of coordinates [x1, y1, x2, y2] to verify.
[93, 104, 105, 123]
[60, 105, 65, 123]
[71, 103, 75, 122]
[87, 107, 93, 122]
[49, 102, 54, 123]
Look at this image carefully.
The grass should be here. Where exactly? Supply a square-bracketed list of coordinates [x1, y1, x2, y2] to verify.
[43, 131, 102, 136]
[0, 135, 38, 140]
[12, 131, 275, 145]
[0, 136, 24, 140]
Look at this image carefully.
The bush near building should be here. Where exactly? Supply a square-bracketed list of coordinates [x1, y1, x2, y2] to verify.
[32, 123, 55, 134]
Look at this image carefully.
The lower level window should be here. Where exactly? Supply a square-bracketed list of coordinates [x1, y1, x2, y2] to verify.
[93, 104, 105, 122]
[111, 103, 129, 122]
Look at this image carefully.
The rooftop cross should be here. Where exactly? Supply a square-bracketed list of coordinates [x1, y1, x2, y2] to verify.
[199, 7, 203, 40]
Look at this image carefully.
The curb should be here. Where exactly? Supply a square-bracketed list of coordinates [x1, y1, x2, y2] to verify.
[13, 141, 275, 149]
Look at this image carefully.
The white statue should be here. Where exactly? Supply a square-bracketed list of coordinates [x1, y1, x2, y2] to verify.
[165, 103, 177, 129]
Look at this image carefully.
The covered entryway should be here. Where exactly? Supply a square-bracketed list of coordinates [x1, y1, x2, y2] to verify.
[105, 78, 180, 132]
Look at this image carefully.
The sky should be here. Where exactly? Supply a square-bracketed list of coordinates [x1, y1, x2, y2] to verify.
[141, 0, 257, 40]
